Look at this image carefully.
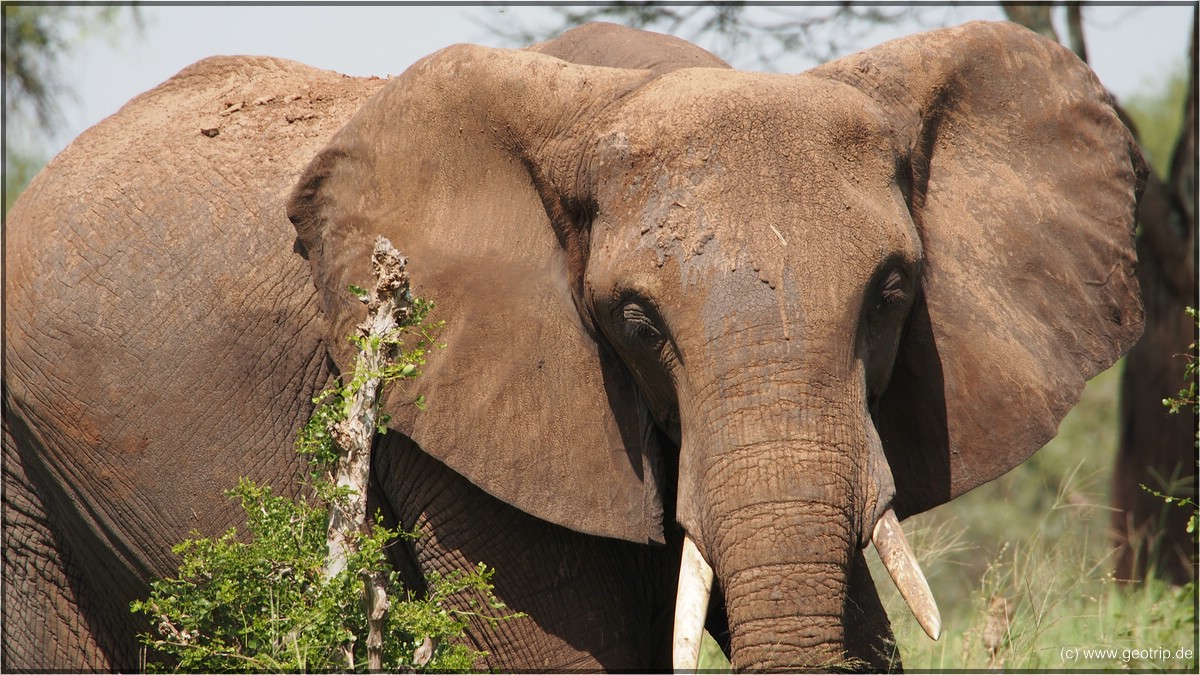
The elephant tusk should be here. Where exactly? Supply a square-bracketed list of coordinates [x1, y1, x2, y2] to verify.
[673, 535, 714, 671]
[872, 508, 942, 641]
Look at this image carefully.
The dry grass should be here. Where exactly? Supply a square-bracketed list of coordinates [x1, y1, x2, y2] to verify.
[873, 363, 1197, 671]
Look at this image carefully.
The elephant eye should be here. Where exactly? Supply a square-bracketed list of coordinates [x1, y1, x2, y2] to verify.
[620, 301, 664, 343]
[876, 268, 908, 310]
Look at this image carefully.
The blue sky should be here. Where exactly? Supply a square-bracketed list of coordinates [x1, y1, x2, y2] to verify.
[35, 3, 1199, 159]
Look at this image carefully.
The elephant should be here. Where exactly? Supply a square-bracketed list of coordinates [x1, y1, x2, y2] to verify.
[3, 20, 1144, 671]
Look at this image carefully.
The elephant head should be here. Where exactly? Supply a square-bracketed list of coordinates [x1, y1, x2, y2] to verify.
[288, 21, 1143, 670]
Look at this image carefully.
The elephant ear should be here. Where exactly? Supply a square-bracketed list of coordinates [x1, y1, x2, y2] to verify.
[812, 21, 1145, 517]
[288, 45, 669, 543]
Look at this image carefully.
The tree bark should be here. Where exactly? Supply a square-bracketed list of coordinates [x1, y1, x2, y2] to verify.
[1065, 3, 1088, 62]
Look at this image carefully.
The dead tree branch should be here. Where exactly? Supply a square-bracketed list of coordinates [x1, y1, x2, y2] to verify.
[324, 236, 412, 672]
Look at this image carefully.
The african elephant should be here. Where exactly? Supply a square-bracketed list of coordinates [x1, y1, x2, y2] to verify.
[3, 20, 1143, 672]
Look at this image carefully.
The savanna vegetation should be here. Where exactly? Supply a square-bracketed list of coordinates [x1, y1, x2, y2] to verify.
[871, 365, 1195, 671]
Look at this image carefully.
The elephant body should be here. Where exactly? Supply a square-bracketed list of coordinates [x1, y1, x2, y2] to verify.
[4, 22, 1143, 671]
[1, 29, 687, 672]
[2, 56, 375, 669]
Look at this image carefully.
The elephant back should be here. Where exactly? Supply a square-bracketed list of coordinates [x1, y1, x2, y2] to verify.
[4, 56, 384, 579]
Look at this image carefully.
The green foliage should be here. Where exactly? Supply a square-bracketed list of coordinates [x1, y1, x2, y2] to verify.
[297, 295, 442, 468]
[132, 291, 515, 671]
[1123, 60, 1190, 179]
[130, 479, 493, 672]
[1143, 482, 1198, 542]
[1162, 307, 1198, 419]
[4, 150, 42, 214]
[3, 4, 139, 129]
[1149, 306, 1199, 541]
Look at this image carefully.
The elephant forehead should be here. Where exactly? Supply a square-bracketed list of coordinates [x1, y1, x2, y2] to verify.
[597, 69, 896, 175]
[593, 69, 910, 259]
[587, 71, 920, 354]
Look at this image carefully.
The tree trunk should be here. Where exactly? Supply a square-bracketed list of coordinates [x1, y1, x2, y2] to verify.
[1113, 9, 1197, 585]
[1001, 4, 1059, 43]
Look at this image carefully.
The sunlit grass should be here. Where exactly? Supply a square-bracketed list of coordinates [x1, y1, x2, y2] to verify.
[698, 631, 731, 672]
[873, 363, 1197, 670]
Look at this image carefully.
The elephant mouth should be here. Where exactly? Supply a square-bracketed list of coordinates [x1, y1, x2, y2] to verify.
[671, 509, 941, 669]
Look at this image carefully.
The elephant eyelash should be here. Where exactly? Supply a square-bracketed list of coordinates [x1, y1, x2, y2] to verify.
[876, 269, 908, 309]
[880, 286, 907, 306]
[621, 303, 664, 341]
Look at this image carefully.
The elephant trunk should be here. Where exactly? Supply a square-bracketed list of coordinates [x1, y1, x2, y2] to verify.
[719, 500, 853, 670]
[699, 437, 861, 671]
[672, 343, 941, 669]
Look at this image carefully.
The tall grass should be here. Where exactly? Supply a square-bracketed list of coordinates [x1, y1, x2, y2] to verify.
[872, 364, 1197, 670]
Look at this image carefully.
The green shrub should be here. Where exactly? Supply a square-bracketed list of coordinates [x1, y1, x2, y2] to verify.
[132, 283, 517, 672]
[130, 479, 496, 672]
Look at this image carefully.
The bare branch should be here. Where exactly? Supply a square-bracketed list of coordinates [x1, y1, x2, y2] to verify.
[485, 2, 949, 70]
[325, 237, 411, 580]
[324, 236, 411, 672]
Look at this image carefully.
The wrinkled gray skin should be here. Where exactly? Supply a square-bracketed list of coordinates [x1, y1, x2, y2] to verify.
[4, 22, 1143, 671]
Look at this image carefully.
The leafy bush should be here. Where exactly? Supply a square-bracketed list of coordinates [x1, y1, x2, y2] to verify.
[132, 285, 517, 672]
[130, 480, 495, 672]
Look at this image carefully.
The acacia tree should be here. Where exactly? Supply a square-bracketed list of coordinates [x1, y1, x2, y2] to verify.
[1106, 11, 1197, 586]
[487, 3, 949, 70]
